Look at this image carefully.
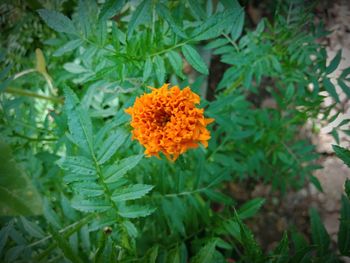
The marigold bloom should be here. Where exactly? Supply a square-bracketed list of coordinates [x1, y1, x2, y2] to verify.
[125, 84, 214, 161]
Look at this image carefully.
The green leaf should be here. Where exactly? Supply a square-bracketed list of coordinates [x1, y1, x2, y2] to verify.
[272, 232, 289, 262]
[203, 189, 232, 205]
[323, 78, 340, 103]
[71, 182, 104, 197]
[154, 55, 165, 84]
[50, 227, 83, 263]
[0, 64, 12, 80]
[332, 145, 350, 168]
[127, 0, 152, 39]
[64, 62, 88, 74]
[338, 79, 350, 98]
[71, 197, 111, 212]
[205, 38, 229, 49]
[37, 9, 77, 35]
[181, 45, 208, 75]
[237, 198, 265, 220]
[20, 216, 45, 238]
[231, 9, 244, 41]
[105, 154, 143, 183]
[192, 239, 217, 263]
[187, 0, 206, 20]
[0, 141, 42, 216]
[156, 3, 186, 38]
[97, 130, 128, 164]
[309, 207, 330, 255]
[57, 156, 95, 175]
[53, 39, 83, 56]
[345, 179, 350, 199]
[310, 175, 323, 192]
[193, 10, 236, 41]
[43, 198, 62, 229]
[167, 51, 184, 78]
[234, 211, 263, 261]
[143, 57, 153, 82]
[326, 50, 342, 74]
[111, 184, 154, 202]
[118, 205, 155, 218]
[99, 0, 124, 21]
[338, 195, 350, 256]
[64, 87, 94, 153]
[0, 223, 12, 255]
[123, 220, 138, 238]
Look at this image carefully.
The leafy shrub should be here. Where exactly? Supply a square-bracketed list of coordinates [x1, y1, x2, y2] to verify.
[0, 0, 350, 262]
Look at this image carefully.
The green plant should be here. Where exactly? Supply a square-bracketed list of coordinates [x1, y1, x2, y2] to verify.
[0, 0, 350, 262]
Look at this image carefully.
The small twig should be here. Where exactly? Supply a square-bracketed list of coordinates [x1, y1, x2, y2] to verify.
[13, 68, 36, 80]
[222, 33, 240, 52]
[4, 87, 64, 104]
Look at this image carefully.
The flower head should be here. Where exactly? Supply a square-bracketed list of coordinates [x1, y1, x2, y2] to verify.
[125, 84, 214, 161]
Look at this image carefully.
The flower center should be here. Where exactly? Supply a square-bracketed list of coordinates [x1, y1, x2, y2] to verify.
[155, 110, 171, 127]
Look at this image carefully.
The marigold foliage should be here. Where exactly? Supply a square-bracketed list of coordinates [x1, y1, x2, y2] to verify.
[125, 84, 214, 161]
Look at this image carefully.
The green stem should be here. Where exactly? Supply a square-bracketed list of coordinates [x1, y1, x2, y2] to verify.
[11, 131, 57, 142]
[4, 87, 63, 104]
[30, 214, 95, 249]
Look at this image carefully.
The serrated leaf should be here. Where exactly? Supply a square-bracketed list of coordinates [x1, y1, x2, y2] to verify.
[310, 175, 323, 192]
[97, 130, 128, 164]
[118, 205, 155, 218]
[0, 141, 42, 216]
[192, 239, 217, 263]
[123, 221, 138, 238]
[127, 0, 151, 39]
[0, 223, 12, 255]
[143, 57, 153, 82]
[20, 217, 45, 238]
[237, 198, 265, 220]
[323, 78, 340, 103]
[57, 156, 95, 175]
[53, 39, 83, 57]
[338, 79, 350, 98]
[105, 154, 143, 183]
[193, 10, 235, 41]
[64, 63, 88, 74]
[272, 232, 289, 263]
[154, 55, 165, 84]
[156, 3, 186, 38]
[43, 198, 62, 229]
[167, 51, 184, 78]
[203, 189, 232, 205]
[187, 0, 206, 20]
[326, 50, 342, 74]
[112, 184, 153, 202]
[310, 207, 330, 255]
[71, 197, 111, 212]
[181, 45, 208, 75]
[37, 9, 77, 35]
[332, 145, 350, 168]
[231, 9, 244, 41]
[99, 0, 124, 21]
[72, 182, 104, 197]
[205, 38, 229, 49]
[64, 87, 93, 153]
[338, 195, 350, 256]
[234, 211, 263, 261]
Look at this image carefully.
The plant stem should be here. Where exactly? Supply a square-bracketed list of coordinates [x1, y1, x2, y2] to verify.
[4, 87, 64, 104]
[13, 68, 36, 80]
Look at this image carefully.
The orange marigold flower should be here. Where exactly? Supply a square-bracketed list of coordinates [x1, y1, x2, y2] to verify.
[125, 84, 214, 161]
